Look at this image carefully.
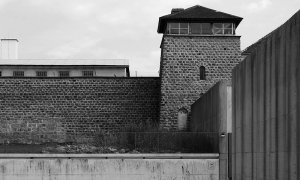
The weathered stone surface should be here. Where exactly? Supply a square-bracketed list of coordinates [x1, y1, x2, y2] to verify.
[0, 77, 160, 143]
[159, 35, 242, 129]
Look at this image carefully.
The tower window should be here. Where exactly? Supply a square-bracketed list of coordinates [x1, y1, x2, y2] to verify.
[213, 23, 234, 35]
[167, 23, 189, 34]
[200, 66, 206, 80]
[59, 71, 70, 77]
[13, 71, 24, 77]
[190, 23, 212, 35]
[166, 22, 235, 35]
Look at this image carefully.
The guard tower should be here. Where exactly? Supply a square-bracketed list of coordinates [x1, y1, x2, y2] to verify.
[158, 5, 243, 129]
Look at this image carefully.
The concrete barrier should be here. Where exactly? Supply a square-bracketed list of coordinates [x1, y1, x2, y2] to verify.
[0, 154, 219, 180]
[190, 81, 231, 180]
[232, 10, 300, 180]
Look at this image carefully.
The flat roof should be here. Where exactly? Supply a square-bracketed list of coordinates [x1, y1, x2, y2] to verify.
[0, 59, 129, 66]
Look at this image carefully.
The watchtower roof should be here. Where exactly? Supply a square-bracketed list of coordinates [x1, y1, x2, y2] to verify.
[158, 5, 243, 33]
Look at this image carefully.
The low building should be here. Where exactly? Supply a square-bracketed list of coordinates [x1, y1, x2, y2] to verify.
[0, 60, 130, 77]
[0, 39, 130, 77]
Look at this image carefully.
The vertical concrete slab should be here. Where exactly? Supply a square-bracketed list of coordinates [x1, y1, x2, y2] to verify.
[232, 68, 237, 180]
[269, 32, 277, 180]
[235, 63, 243, 179]
[265, 35, 273, 180]
[276, 26, 288, 180]
[295, 11, 300, 180]
[286, 10, 300, 180]
[227, 86, 232, 133]
[257, 40, 266, 180]
[191, 81, 230, 180]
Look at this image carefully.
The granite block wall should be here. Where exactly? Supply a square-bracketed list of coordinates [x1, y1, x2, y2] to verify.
[159, 35, 241, 129]
[0, 77, 160, 143]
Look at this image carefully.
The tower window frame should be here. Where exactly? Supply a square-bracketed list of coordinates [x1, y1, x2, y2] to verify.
[190, 23, 212, 35]
[166, 22, 235, 35]
[213, 23, 235, 35]
[167, 23, 189, 35]
[200, 66, 206, 80]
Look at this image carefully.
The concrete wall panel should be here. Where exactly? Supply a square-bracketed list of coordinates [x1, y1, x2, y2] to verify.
[0, 156, 219, 180]
[191, 81, 230, 180]
[232, 10, 300, 180]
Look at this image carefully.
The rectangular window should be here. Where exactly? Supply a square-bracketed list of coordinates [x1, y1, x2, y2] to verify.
[59, 71, 70, 77]
[202, 23, 213, 34]
[36, 71, 47, 77]
[224, 23, 234, 34]
[166, 22, 234, 35]
[213, 23, 223, 35]
[213, 23, 234, 35]
[13, 71, 24, 77]
[190, 23, 201, 34]
[179, 23, 189, 34]
[82, 71, 94, 77]
[0, 71, 2, 76]
[190, 23, 212, 35]
[167, 23, 189, 34]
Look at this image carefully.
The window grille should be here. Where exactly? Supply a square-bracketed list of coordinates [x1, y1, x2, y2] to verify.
[13, 71, 24, 77]
[82, 71, 94, 77]
[36, 71, 47, 77]
[59, 71, 70, 77]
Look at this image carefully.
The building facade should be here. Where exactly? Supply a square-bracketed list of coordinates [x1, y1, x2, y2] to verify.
[0, 39, 130, 77]
[0, 64, 130, 77]
[158, 5, 243, 129]
[0, 5, 244, 143]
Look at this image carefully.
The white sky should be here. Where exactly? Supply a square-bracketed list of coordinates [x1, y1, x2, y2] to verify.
[0, 0, 299, 76]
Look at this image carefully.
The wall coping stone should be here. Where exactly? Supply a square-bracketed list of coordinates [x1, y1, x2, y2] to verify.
[0, 153, 219, 159]
[0, 77, 160, 79]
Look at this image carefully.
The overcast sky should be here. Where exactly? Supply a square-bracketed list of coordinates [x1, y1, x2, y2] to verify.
[0, 0, 299, 76]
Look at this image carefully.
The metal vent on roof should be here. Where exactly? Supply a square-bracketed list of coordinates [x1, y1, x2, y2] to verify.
[171, 8, 184, 14]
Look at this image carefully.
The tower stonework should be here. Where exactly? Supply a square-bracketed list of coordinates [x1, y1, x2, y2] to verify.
[158, 5, 243, 129]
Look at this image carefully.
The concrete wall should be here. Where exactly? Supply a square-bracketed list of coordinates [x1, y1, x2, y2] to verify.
[232, 10, 300, 180]
[190, 81, 231, 180]
[0, 77, 160, 143]
[159, 35, 241, 129]
[0, 154, 219, 180]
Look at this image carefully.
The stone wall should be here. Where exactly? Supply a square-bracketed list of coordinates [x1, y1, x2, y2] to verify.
[159, 35, 241, 129]
[0, 77, 160, 143]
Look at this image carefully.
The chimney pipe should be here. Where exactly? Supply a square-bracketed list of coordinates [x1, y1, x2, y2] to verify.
[171, 8, 184, 14]
[1, 39, 19, 59]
